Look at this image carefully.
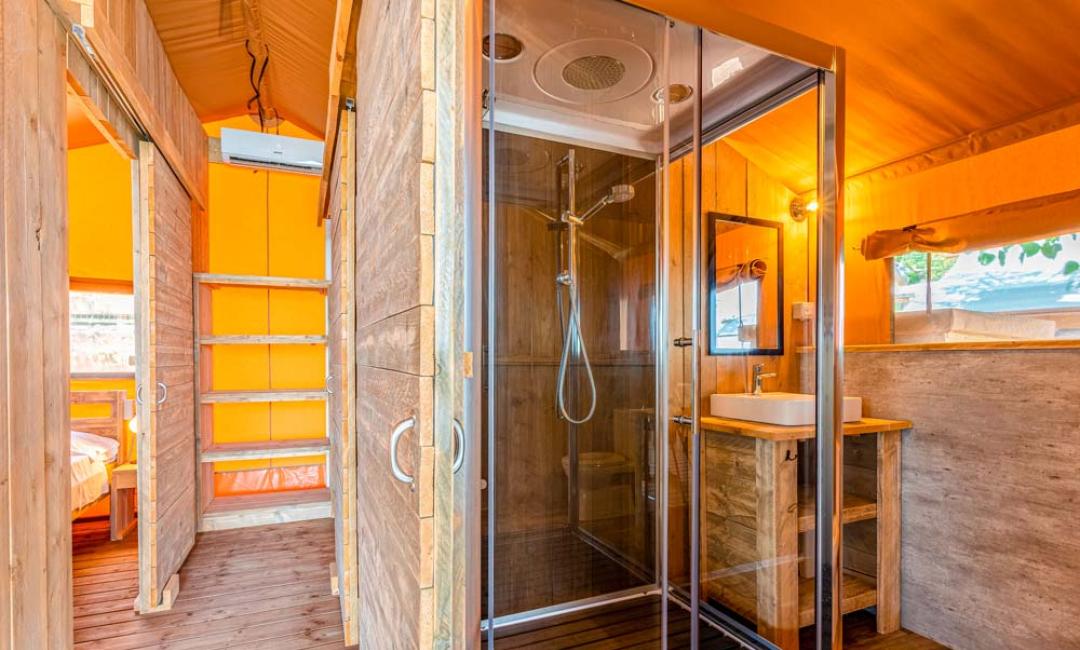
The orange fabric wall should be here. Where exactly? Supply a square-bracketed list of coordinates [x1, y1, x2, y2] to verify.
[844, 123, 1080, 344]
[68, 143, 133, 284]
[203, 117, 327, 495]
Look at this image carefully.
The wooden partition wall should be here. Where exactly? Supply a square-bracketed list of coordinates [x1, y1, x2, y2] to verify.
[352, 0, 438, 646]
[327, 109, 359, 645]
[134, 142, 197, 612]
[0, 1, 72, 645]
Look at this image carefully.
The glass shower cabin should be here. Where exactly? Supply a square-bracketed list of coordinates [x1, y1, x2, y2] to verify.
[478, 1, 843, 648]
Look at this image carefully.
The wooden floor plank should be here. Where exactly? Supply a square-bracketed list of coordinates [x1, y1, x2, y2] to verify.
[72, 518, 346, 650]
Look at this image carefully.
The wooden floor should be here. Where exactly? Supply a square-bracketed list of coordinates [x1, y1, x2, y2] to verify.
[73, 517, 347, 649]
[486, 595, 948, 649]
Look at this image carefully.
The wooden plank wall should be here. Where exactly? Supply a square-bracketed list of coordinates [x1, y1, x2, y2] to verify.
[845, 349, 1080, 650]
[352, 0, 437, 645]
[136, 142, 197, 611]
[666, 140, 809, 606]
[53, 0, 210, 208]
[327, 108, 359, 645]
[64, 37, 139, 159]
[0, 1, 73, 647]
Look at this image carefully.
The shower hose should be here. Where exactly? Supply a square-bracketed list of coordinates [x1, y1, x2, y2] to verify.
[556, 259, 597, 424]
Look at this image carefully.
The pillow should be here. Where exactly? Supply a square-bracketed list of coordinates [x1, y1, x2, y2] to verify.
[71, 430, 120, 463]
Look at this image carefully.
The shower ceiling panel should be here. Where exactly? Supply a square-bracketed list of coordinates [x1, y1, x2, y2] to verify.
[485, 0, 814, 156]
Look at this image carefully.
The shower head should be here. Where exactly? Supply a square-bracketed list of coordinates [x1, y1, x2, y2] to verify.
[579, 184, 636, 222]
[608, 184, 635, 204]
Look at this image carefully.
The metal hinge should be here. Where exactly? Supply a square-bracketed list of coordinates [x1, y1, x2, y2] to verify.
[672, 415, 693, 426]
[673, 337, 693, 347]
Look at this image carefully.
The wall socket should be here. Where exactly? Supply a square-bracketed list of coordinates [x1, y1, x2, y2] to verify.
[792, 301, 815, 320]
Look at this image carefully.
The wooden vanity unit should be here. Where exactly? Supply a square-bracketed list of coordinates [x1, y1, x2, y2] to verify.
[698, 415, 910, 649]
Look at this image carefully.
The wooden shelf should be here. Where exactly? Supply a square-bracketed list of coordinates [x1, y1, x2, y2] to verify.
[796, 486, 878, 532]
[199, 488, 332, 532]
[798, 571, 877, 628]
[198, 334, 327, 345]
[201, 438, 331, 463]
[200, 389, 326, 403]
[193, 273, 330, 290]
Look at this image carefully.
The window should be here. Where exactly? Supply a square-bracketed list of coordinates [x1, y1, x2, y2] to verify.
[69, 291, 136, 374]
[893, 234, 1080, 342]
[712, 278, 760, 349]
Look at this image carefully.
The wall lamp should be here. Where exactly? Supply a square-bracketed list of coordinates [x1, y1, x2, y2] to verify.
[789, 197, 818, 222]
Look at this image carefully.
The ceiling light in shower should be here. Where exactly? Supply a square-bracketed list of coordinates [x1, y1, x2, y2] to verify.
[482, 33, 524, 62]
[711, 57, 745, 88]
[651, 83, 694, 105]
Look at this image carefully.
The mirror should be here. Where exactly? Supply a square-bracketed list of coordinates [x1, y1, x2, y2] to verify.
[707, 212, 784, 355]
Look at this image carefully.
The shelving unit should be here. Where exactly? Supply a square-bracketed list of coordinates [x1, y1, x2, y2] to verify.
[699, 416, 909, 648]
[193, 273, 332, 532]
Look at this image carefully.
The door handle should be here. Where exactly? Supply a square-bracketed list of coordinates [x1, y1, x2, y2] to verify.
[452, 419, 465, 474]
[389, 416, 416, 488]
[156, 382, 167, 405]
[135, 384, 144, 405]
[326, 375, 334, 395]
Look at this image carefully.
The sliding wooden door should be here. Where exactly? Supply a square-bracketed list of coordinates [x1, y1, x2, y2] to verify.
[134, 141, 197, 612]
[328, 108, 359, 645]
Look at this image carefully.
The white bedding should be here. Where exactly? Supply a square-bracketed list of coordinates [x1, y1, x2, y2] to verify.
[70, 431, 119, 513]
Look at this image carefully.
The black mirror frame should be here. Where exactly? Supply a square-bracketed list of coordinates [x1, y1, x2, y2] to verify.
[706, 212, 785, 356]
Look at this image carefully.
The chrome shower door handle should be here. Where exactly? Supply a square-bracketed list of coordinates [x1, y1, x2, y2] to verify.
[156, 382, 167, 405]
[389, 416, 416, 487]
[326, 375, 334, 395]
[452, 419, 465, 475]
[135, 384, 144, 405]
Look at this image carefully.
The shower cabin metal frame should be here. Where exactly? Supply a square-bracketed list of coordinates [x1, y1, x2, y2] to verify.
[464, 2, 846, 647]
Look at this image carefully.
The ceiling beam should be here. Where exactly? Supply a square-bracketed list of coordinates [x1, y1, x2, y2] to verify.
[317, 0, 361, 223]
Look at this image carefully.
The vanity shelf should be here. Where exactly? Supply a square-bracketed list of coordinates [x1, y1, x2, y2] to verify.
[796, 486, 877, 532]
[798, 571, 878, 628]
[698, 414, 910, 649]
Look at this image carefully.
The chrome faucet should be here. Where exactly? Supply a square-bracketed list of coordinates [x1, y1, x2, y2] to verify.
[752, 363, 776, 395]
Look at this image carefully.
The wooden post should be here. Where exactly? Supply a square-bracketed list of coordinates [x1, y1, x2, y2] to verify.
[876, 430, 902, 633]
[756, 438, 800, 649]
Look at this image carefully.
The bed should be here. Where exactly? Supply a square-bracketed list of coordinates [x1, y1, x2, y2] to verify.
[70, 390, 134, 538]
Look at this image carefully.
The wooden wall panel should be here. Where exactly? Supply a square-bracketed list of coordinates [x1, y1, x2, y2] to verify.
[670, 139, 807, 412]
[352, 0, 436, 645]
[52, 0, 210, 208]
[327, 108, 359, 645]
[0, 2, 72, 647]
[136, 142, 196, 611]
[845, 349, 1080, 650]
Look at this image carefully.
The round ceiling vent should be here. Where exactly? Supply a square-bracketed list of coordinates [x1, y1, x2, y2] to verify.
[534, 38, 654, 105]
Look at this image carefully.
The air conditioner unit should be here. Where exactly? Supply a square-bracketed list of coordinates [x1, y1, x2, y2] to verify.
[219, 128, 324, 175]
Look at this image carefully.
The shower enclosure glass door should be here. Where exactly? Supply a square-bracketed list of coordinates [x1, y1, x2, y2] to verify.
[482, 0, 667, 631]
[474, 1, 844, 647]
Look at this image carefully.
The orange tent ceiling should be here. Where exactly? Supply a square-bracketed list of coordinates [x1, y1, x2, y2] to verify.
[139, 0, 1080, 191]
[144, 0, 336, 136]
[715, 0, 1080, 192]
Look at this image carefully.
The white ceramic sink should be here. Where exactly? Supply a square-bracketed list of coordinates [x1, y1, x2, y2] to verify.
[709, 392, 862, 426]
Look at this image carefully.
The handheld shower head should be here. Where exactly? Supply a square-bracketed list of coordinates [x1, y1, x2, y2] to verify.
[578, 183, 636, 222]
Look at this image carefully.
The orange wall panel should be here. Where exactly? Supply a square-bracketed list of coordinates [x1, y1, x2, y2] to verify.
[203, 117, 326, 494]
[68, 144, 133, 283]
